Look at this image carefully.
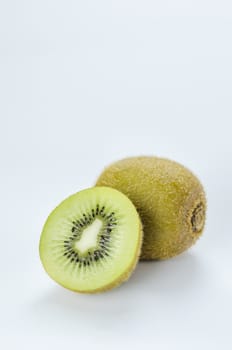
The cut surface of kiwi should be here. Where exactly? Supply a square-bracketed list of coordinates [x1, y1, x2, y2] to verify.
[39, 187, 142, 293]
[96, 156, 207, 260]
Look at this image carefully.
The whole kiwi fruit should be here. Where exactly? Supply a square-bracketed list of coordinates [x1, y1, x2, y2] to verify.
[96, 156, 206, 260]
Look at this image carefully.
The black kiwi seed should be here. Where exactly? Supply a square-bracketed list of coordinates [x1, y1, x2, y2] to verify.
[109, 218, 115, 223]
[72, 221, 79, 228]
[64, 248, 72, 252]
[100, 206, 105, 214]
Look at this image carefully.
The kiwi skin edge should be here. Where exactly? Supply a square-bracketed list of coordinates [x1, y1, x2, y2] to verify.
[96, 156, 207, 261]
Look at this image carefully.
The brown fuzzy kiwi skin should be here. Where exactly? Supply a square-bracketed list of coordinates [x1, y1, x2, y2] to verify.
[96, 156, 207, 261]
[51, 220, 143, 294]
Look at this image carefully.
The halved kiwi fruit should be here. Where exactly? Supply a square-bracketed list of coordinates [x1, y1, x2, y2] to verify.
[96, 156, 207, 260]
[39, 187, 142, 293]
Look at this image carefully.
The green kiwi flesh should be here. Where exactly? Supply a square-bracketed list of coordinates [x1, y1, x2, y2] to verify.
[39, 187, 142, 293]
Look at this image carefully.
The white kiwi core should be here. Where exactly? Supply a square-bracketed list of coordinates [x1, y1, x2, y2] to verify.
[74, 218, 103, 253]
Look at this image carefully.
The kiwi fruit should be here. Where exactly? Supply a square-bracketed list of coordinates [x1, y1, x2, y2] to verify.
[96, 156, 206, 260]
[39, 186, 142, 293]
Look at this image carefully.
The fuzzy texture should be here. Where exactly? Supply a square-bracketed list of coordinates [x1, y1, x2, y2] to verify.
[96, 156, 207, 260]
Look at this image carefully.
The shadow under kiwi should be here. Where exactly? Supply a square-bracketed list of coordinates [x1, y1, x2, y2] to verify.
[26, 252, 205, 333]
[127, 251, 205, 295]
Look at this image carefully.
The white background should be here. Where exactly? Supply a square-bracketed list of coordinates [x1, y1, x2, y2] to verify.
[1, 1, 232, 349]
